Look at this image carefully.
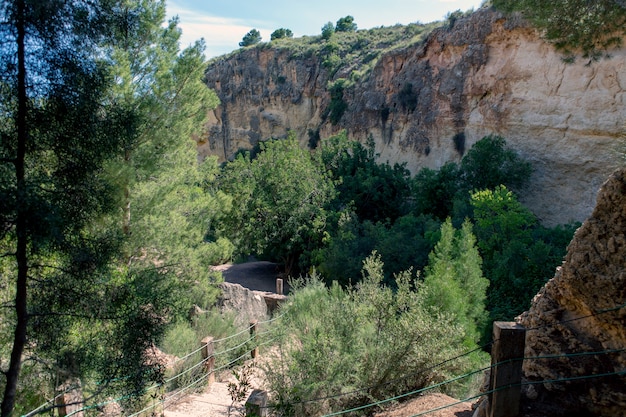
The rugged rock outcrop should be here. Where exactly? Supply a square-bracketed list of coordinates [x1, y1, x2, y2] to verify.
[217, 282, 287, 324]
[217, 282, 269, 324]
[201, 7, 625, 226]
[517, 168, 626, 416]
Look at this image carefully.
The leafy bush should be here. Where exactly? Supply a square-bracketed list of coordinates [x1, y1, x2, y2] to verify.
[320, 131, 412, 223]
[327, 79, 349, 124]
[262, 254, 488, 416]
[160, 309, 248, 391]
[398, 82, 418, 112]
[459, 135, 532, 192]
[471, 186, 577, 326]
[313, 213, 440, 286]
[321, 22, 334, 40]
[162, 321, 198, 358]
[217, 134, 335, 274]
[411, 135, 532, 221]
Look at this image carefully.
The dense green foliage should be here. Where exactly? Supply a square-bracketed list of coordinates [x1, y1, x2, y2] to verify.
[0, 0, 224, 414]
[271, 28, 293, 40]
[422, 219, 488, 345]
[263, 254, 488, 416]
[320, 132, 412, 223]
[326, 79, 350, 124]
[217, 134, 335, 273]
[471, 186, 577, 325]
[493, 0, 626, 60]
[335, 15, 358, 32]
[0, 0, 144, 413]
[215, 130, 574, 340]
[412, 135, 532, 221]
[216, 132, 574, 333]
[239, 28, 262, 47]
[104, 0, 225, 316]
[321, 21, 335, 40]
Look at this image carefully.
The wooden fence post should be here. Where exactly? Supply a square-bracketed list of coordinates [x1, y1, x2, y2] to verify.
[55, 379, 83, 417]
[276, 278, 283, 295]
[245, 389, 268, 416]
[201, 336, 215, 385]
[250, 321, 258, 359]
[488, 321, 526, 417]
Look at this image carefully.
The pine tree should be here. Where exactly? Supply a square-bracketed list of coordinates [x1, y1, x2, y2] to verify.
[421, 218, 488, 344]
[0, 1, 136, 414]
[103, 0, 225, 313]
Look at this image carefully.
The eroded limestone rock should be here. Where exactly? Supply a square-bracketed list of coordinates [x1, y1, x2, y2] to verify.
[202, 8, 624, 226]
[517, 168, 626, 416]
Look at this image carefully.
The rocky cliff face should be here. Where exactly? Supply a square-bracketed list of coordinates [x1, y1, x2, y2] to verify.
[201, 8, 625, 226]
[517, 168, 626, 416]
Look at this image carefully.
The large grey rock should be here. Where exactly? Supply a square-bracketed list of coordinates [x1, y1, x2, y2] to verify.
[217, 282, 269, 324]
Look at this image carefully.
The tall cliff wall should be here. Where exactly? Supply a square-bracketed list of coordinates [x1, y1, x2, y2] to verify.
[201, 8, 625, 226]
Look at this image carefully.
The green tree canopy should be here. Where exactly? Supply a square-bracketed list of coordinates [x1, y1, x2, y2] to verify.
[103, 0, 224, 318]
[470, 185, 574, 325]
[270, 28, 293, 40]
[493, 0, 626, 60]
[335, 15, 357, 32]
[411, 135, 532, 221]
[321, 21, 335, 40]
[0, 0, 146, 414]
[459, 135, 532, 193]
[218, 134, 335, 274]
[320, 131, 412, 223]
[239, 28, 262, 47]
[422, 219, 488, 345]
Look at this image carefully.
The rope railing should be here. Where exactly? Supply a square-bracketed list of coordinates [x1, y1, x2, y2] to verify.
[254, 300, 626, 415]
[21, 300, 625, 417]
[399, 368, 626, 417]
[314, 346, 626, 417]
[32, 314, 282, 417]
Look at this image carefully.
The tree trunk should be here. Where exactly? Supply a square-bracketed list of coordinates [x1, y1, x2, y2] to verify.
[2, 1, 29, 415]
[122, 150, 131, 237]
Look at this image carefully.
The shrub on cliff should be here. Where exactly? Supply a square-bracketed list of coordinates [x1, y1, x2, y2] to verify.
[239, 29, 262, 47]
[271, 28, 293, 40]
[335, 15, 358, 32]
[493, 0, 626, 60]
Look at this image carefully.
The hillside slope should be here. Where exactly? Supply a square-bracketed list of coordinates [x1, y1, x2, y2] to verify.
[201, 7, 625, 226]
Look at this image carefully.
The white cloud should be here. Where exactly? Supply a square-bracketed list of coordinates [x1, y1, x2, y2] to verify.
[167, 5, 272, 57]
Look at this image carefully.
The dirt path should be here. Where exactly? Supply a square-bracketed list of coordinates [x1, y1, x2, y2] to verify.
[164, 381, 232, 417]
[165, 261, 278, 417]
[164, 362, 267, 417]
[213, 260, 290, 294]
[164, 262, 476, 417]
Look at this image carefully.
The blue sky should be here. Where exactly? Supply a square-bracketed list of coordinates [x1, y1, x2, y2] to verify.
[166, 0, 486, 58]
